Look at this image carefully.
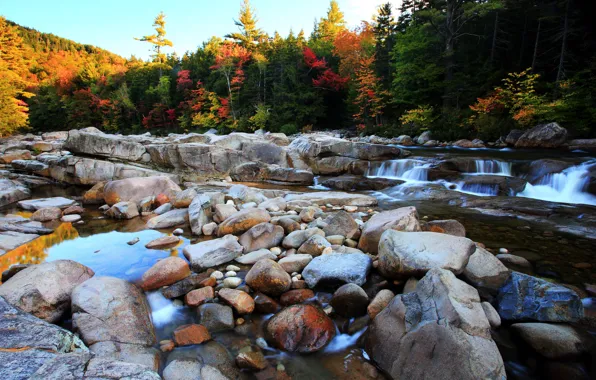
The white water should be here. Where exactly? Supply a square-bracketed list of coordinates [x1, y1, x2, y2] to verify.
[518, 160, 596, 206]
[146, 291, 185, 327]
[470, 159, 512, 176]
[366, 159, 430, 181]
[443, 181, 500, 197]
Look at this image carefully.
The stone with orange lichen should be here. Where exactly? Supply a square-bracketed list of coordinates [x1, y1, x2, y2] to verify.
[245, 259, 291, 296]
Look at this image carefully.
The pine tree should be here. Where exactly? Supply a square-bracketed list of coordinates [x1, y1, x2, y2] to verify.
[135, 12, 173, 75]
[313, 0, 346, 41]
[373, 3, 397, 89]
[226, 0, 265, 49]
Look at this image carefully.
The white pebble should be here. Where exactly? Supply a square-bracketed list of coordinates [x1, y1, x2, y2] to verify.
[210, 271, 224, 280]
[172, 228, 183, 235]
[499, 248, 509, 254]
[223, 277, 242, 288]
[226, 200, 235, 205]
[225, 271, 237, 277]
[270, 247, 281, 256]
[226, 265, 240, 271]
[343, 205, 357, 212]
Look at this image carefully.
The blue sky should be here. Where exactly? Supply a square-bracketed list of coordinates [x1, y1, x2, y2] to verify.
[1, 0, 397, 59]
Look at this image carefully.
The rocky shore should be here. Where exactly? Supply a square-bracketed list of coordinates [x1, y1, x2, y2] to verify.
[1, 126, 595, 379]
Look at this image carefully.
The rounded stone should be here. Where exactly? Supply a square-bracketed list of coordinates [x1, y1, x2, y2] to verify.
[245, 259, 292, 296]
[330, 283, 369, 318]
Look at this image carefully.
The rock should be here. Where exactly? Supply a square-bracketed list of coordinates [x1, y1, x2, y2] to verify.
[106, 201, 139, 219]
[276, 217, 301, 234]
[163, 359, 203, 380]
[217, 208, 271, 236]
[416, 131, 432, 145]
[245, 259, 292, 296]
[235, 248, 277, 264]
[0, 296, 89, 380]
[425, 219, 466, 237]
[514, 122, 568, 148]
[299, 206, 317, 222]
[358, 206, 421, 254]
[403, 277, 418, 294]
[144, 236, 180, 249]
[88, 341, 160, 371]
[103, 176, 181, 206]
[236, 351, 268, 371]
[496, 253, 532, 270]
[463, 246, 511, 294]
[173, 324, 211, 346]
[197, 303, 234, 332]
[146, 208, 188, 229]
[511, 323, 594, 359]
[183, 235, 243, 271]
[322, 210, 358, 238]
[258, 197, 287, 212]
[280, 289, 315, 306]
[265, 304, 335, 353]
[282, 227, 325, 249]
[0, 260, 94, 323]
[64, 130, 147, 161]
[60, 214, 80, 223]
[71, 276, 156, 346]
[82, 182, 106, 204]
[321, 175, 402, 191]
[367, 289, 395, 319]
[30, 207, 62, 222]
[1, 264, 30, 282]
[0, 179, 30, 208]
[153, 202, 172, 215]
[218, 288, 255, 314]
[482, 302, 501, 329]
[141, 257, 190, 291]
[127, 237, 140, 245]
[12, 159, 49, 173]
[202, 222, 218, 236]
[239, 222, 284, 252]
[185, 287, 214, 307]
[497, 272, 584, 322]
[223, 277, 242, 288]
[302, 253, 372, 288]
[189, 194, 212, 235]
[18, 196, 76, 211]
[172, 188, 198, 208]
[297, 234, 331, 256]
[505, 129, 525, 146]
[326, 235, 345, 245]
[254, 292, 281, 314]
[83, 357, 160, 379]
[63, 205, 84, 215]
[154, 193, 170, 207]
[366, 268, 505, 380]
[214, 203, 237, 223]
[395, 135, 414, 145]
[330, 283, 369, 318]
[378, 230, 475, 279]
[284, 191, 378, 207]
[0, 149, 32, 163]
[453, 139, 485, 148]
[278, 254, 313, 273]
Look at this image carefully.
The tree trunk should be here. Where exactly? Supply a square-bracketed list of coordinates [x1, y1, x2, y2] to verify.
[443, 0, 456, 108]
[532, 18, 541, 71]
[556, 0, 570, 83]
[490, 12, 499, 64]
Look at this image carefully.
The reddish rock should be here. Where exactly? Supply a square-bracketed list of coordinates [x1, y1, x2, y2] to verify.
[280, 289, 315, 306]
[200, 276, 217, 288]
[185, 286, 214, 307]
[173, 324, 211, 346]
[291, 280, 308, 289]
[160, 340, 175, 352]
[254, 292, 281, 314]
[218, 288, 255, 314]
[245, 259, 291, 296]
[236, 351, 268, 371]
[266, 304, 336, 353]
[145, 235, 180, 249]
[140, 257, 190, 291]
[155, 193, 170, 207]
[217, 208, 272, 236]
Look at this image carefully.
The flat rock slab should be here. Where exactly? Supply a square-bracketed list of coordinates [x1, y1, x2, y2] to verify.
[284, 191, 378, 207]
[0, 230, 39, 251]
[302, 253, 372, 288]
[18, 197, 76, 211]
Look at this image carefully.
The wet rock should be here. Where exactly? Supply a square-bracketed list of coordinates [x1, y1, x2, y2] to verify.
[71, 276, 156, 346]
[425, 219, 466, 237]
[153, 202, 172, 215]
[194, 341, 241, 379]
[330, 283, 369, 318]
[511, 323, 594, 358]
[127, 237, 140, 245]
[218, 288, 255, 314]
[514, 122, 567, 148]
[89, 341, 160, 371]
[163, 359, 203, 380]
[18, 196, 76, 211]
[417, 131, 432, 145]
[146, 208, 189, 229]
[214, 203, 237, 223]
[0, 296, 89, 380]
[106, 201, 139, 219]
[497, 272, 584, 322]
[321, 175, 402, 191]
[254, 292, 281, 314]
[103, 176, 181, 206]
[280, 289, 315, 306]
[245, 259, 292, 296]
[189, 194, 212, 235]
[463, 246, 511, 294]
[236, 351, 268, 371]
[197, 303, 234, 332]
[82, 182, 106, 204]
[0, 260, 94, 323]
[217, 208, 272, 236]
[378, 231, 476, 279]
[30, 207, 62, 222]
[183, 235, 243, 271]
[266, 304, 335, 353]
[185, 286, 214, 306]
[366, 268, 505, 380]
[302, 253, 372, 288]
[235, 248, 277, 264]
[282, 227, 325, 249]
[278, 254, 313, 273]
[276, 217, 301, 234]
[367, 289, 395, 319]
[173, 324, 211, 346]
[496, 253, 532, 270]
[482, 302, 501, 329]
[239, 222, 284, 252]
[140, 257, 190, 291]
[505, 129, 525, 146]
[63, 205, 84, 215]
[172, 188, 198, 208]
[297, 234, 330, 256]
[0, 149, 32, 163]
[526, 159, 574, 183]
[358, 206, 421, 254]
[284, 191, 378, 207]
[145, 235, 180, 249]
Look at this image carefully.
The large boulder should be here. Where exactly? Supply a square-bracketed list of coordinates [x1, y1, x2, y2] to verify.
[64, 130, 147, 161]
[140, 257, 190, 291]
[463, 246, 510, 294]
[245, 259, 292, 296]
[366, 268, 505, 380]
[103, 176, 181, 206]
[284, 191, 378, 207]
[511, 323, 595, 359]
[217, 208, 271, 236]
[0, 179, 30, 208]
[0, 260, 94, 323]
[358, 206, 421, 254]
[71, 276, 156, 346]
[497, 271, 583, 322]
[0, 296, 89, 380]
[378, 230, 475, 279]
[505, 129, 525, 146]
[416, 131, 432, 145]
[302, 253, 372, 288]
[183, 235, 243, 271]
[238, 222, 284, 252]
[321, 175, 402, 191]
[189, 194, 212, 235]
[514, 122, 568, 149]
[265, 304, 335, 353]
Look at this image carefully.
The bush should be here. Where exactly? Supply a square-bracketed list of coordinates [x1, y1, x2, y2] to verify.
[280, 123, 298, 135]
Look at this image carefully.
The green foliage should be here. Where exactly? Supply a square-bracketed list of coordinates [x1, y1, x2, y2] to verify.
[279, 123, 298, 135]
[248, 103, 270, 131]
[399, 105, 436, 132]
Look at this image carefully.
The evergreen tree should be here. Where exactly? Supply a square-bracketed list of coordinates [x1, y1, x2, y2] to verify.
[226, 0, 265, 49]
[135, 12, 174, 72]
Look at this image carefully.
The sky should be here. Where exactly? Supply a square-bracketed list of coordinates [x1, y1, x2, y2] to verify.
[1, 0, 399, 59]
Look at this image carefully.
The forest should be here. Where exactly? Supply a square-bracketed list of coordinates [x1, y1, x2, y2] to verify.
[1, 0, 594, 141]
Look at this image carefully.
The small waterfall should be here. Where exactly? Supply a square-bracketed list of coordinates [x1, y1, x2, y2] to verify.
[472, 159, 512, 176]
[518, 160, 596, 206]
[440, 180, 499, 196]
[146, 291, 184, 327]
[367, 159, 430, 181]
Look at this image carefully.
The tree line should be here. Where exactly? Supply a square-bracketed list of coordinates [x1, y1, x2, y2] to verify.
[1, 0, 594, 140]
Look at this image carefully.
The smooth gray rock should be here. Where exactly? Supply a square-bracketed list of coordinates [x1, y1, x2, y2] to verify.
[463, 246, 511, 294]
[64, 130, 147, 161]
[106, 201, 139, 219]
[83, 357, 161, 379]
[18, 197, 76, 211]
[146, 208, 189, 229]
[282, 227, 325, 249]
[163, 359, 203, 380]
[0, 230, 39, 251]
[511, 323, 594, 359]
[197, 303, 235, 332]
[183, 235, 243, 271]
[89, 341, 160, 371]
[235, 248, 277, 264]
[189, 194, 212, 235]
[302, 253, 372, 288]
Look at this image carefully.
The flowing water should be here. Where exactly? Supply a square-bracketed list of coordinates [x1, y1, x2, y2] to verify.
[1, 148, 596, 379]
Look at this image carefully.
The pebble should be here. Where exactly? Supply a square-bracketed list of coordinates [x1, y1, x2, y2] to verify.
[226, 200, 235, 205]
[344, 238, 357, 248]
[343, 205, 358, 212]
[499, 248, 509, 254]
[226, 265, 240, 271]
[211, 271, 224, 280]
[127, 237, 140, 245]
[223, 277, 242, 288]
[242, 202, 257, 209]
[61, 214, 81, 223]
[225, 271, 237, 277]
[172, 228, 184, 235]
[236, 318, 245, 325]
[270, 247, 282, 256]
[287, 210, 297, 215]
[321, 247, 333, 255]
[202, 222, 218, 236]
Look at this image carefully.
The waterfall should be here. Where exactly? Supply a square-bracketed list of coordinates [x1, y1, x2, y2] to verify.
[367, 159, 429, 181]
[445, 181, 500, 196]
[517, 160, 596, 206]
[472, 159, 512, 176]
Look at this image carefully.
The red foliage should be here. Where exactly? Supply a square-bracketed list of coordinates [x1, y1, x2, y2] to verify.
[303, 47, 327, 70]
[142, 103, 177, 129]
[218, 97, 230, 119]
[312, 69, 349, 91]
[176, 70, 193, 92]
